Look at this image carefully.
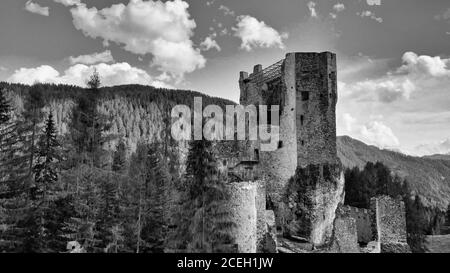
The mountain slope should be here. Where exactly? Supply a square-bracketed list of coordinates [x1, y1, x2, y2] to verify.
[337, 136, 450, 210]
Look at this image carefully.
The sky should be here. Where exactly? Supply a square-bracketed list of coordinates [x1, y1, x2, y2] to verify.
[1, 0, 450, 156]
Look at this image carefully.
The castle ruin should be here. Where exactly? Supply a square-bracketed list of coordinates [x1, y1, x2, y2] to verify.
[220, 52, 410, 253]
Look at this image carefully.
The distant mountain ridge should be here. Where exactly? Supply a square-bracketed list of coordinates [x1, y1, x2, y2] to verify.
[337, 136, 450, 210]
[423, 154, 450, 161]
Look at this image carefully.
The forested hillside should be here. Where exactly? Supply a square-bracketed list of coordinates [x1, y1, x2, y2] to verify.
[0, 79, 236, 253]
[337, 136, 450, 210]
[0, 82, 235, 152]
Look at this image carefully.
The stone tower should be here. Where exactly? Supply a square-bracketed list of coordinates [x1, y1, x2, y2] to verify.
[239, 52, 344, 247]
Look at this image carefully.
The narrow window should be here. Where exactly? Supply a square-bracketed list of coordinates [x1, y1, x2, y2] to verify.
[254, 149, 260, 161]
[278, 141, 283, 149]
[301, 91, 309, 101]
[300, 115, 305, 126]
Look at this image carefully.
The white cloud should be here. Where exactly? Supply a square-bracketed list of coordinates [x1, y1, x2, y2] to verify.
[367, 0, 381, 5]
[69, 50, 114, 65]
[342, 113, 356, 132]
[233, 15, 288, 51]
[25, 1, 50, 16]
[7, 65, 59, 84]
[307, 1, 318, 18]
[7, 62, 170, 88]
[200, 36, 221, 52]
[218, 5, 235, 17]
[398, 52, 450, 77]
[53, 0, 81, 6]
[357, 10, 383, 23]
[415, 139, 450, 156]
[205, 0, 216, 7]
[361, 121, 400, 149]
[342, 52, 450, 104]
[63, 0, 205, 81]
[330, 3, 345, 19]
[344, 78, 416, 103]
[435, 8, 450, 21]
[333, 3, 345, 13]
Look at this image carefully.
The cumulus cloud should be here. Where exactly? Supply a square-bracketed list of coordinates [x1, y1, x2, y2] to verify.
[69, 50, 114, 65]
[357, 10, 383, 23]
[340, 51, 450, 104]
[205, 0, 216, 7]
[7, 63, 169, 88]
[25, 1, 50, 16]
[53, 0, 81, 6]
[398, 52, 450, 77]
[342, 113, 356, 132]
[333, 3, 345, 12]
[339, 113, 400, 149]
[367, 0, 381, 5]
[361, 121, 400, 149]
[307, 1, 318, 18]
[344, 78, 416, 103]
[61, 0, 205, 80]
[233, 15, 288, 51]
[415, 139, 450, 156]
[7, 65, 59, 84]
[330, 3, 345, 19]
[218, 5, 235, 17]
[435, 8, 450, 21]
[200, 36, 221, 52]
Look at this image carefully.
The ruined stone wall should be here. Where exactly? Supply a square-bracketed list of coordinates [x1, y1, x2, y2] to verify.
[226, 181, 268, 253]
[295, 52, 337, 167]
[226, 182, 258, 253]
[331, 217, 360, 253]
[371, 196, 410, 253]
[339, 206, 372, 244]
[256, 182, 267, 252]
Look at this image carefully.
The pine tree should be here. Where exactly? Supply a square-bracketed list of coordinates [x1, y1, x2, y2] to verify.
[0, 89, 34, 252]
[177, 140, 235, 253]
[21, 112, 62, 252]
[97, 174, 121, 252]
[33, 112, 60, 198]
[70, 70, 111, 169]
[126, 143, 168, 253]
[23, 84, 45, 181]
[112, 139, 127, 173]
[142, 145, 168, 253]
[0, 88, 10, 125]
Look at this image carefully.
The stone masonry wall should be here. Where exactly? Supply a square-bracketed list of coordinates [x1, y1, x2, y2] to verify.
[226, 181, 267, 253]
[295, 52, 337, 167]
[226, 182, 258, 253]
[339, 206, 372, 244]
[331, 217, 360, 253]
[371, 196, 410, 253]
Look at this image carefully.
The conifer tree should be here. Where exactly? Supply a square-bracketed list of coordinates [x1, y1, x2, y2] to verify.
[112, 139, 127, 173]
[23, 84, 45, 180]
[70, 70, 111, 168]
[33, 111, 60, 198]
[0, 88, 10, 125]
[178, 140, 235, 253]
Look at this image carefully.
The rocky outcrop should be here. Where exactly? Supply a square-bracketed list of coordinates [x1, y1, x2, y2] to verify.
[282, 163, 345, 247]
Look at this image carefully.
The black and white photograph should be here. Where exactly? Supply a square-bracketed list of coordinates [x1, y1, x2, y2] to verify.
[0, 0, 450, 261]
